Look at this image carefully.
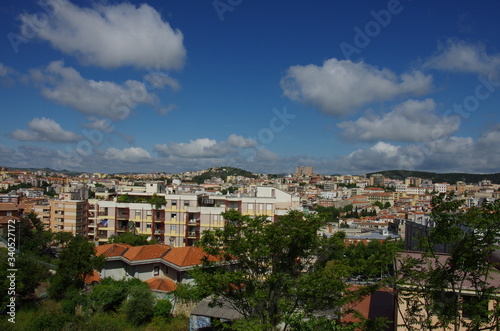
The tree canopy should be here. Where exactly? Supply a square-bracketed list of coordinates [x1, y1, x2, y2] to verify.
[176, 210, 386, 329]
[48, 235, 105, 300]
[395, 196, 500, 330]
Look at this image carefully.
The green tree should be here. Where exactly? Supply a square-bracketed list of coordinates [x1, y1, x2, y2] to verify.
[18, 211, 53, 255]
[0, 250, 50, 309]
[108, 231, 153, 246]
[149, 193, 166, 210]
[122, 283, 155, 326]
[395, 196, 500, 330]
[176, 210, 380, 329]
[48, 235, 106, 300]
[154, 299, 173, 320]
[53, 231, 74, 247]
[88, 277, 145, 313]
[117, 194, 131, 203]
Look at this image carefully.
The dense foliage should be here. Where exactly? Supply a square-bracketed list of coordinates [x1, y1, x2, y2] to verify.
[395, 196, 500, 330]
[176, 210, 388, 330]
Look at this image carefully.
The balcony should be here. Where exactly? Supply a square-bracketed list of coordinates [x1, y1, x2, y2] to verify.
[154, 230, 164, 234]
[117, 213, 130, 220]
[188, 218, 199, 224]
[154, 216, 166, 222]
[187, 231, 199, 238]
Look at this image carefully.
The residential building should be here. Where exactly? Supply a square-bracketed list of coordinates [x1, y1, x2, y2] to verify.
[50, 199, 87, 236]
[88, 186, 300, 247]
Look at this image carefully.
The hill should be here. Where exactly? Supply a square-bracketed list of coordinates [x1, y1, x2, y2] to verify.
[366, 170, 500, 185]
[191, 167, 257, 184]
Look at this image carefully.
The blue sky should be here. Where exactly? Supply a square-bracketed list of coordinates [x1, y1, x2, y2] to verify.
[1, 0, 500, 174]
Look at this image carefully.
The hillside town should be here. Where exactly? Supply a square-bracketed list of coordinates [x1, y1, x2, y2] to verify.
[1, 165, 500, 330]
[1, 166, 498, 248]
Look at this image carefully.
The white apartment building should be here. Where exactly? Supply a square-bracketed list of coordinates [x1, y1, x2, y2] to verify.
[88, 186, 301, 247]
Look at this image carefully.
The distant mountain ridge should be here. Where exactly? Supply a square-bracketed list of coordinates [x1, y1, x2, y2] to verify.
[366, 170, 500, 185]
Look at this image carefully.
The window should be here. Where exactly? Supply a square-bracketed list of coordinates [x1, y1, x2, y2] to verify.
[171, 213, 177, 218]
[170, 225, 176, 232]
[153, 266, 160, 276]
[462, 295, 488, 320]
[184, 201, 190, 207]
[248, 203, 254, 210]
[146, 223, 152, 229]
[147, 210, 152, 216]
[135, 210, 141, 217]
[267, 204, 272, 211]
[171, 201, 177, 207]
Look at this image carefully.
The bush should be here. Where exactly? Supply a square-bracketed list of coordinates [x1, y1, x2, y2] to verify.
[122, 285, 155, 326]
[153, 299, 173, 320]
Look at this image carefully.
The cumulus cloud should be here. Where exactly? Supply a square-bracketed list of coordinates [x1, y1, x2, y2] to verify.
[30, 61, 164, 120]
[280, 58, 432, 116]
[423, 39, 500, 75]
[154, 135, 258, 158]
[333, 126, 500, 174]
[0, 63, 16, 86]
[10, 117, 80, 142]
[155, 138, 230, 158]
[104, 147, 152, 163]
[144, 72, 180, 91]
[337, 99, 460, 142]
[227, 134, 258, 148]
[20, 0, 186, 69]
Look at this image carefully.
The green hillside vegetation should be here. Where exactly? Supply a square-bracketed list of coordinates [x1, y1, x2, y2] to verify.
[191, 166, 257, 184]
[367, 170, 500, 185]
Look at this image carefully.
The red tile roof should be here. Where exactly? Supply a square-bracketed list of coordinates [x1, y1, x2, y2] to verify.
[84, 270, 101, 284]
[95, 243, 132, 257]
[163, 246, 218, 267]
[146, 277, 177, 292]
[122, 244, 171, 261]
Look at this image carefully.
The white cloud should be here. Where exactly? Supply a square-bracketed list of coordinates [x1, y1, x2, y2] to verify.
[104, 147, 152, 163]
[337, 99, 460, 142]
[0, 63, 14, 77]
[11, 117, 80, 142]
[154, 135, 258, 159]
[333, 126, 500, 174]
[31, 61, 164, 120]
[154, 138, 230, 158]
[227, 134, 258, 148]
[20, 0, 186, 69]
[280, 58, 432, 116]
[144, 72, 180, 91]
[423, 39, 500, 75]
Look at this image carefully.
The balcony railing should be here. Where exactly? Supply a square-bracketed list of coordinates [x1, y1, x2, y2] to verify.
[188, 219, 199, 224]
[187, 231, 199, 238]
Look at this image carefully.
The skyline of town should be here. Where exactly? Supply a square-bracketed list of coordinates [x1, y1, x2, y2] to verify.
[1, 0, 500, 175]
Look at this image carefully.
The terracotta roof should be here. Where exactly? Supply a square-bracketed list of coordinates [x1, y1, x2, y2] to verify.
[122, 244, 171, 261]
[95, 243, 132, 257]
[163, 246, 218, 267]
[0, 216, 19, 224]
[84, 270, 101, 284]
[341, 286, 394, 329]
[146, 277, 177, 292]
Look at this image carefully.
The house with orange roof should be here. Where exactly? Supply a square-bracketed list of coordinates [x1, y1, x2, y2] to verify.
[95, 243, 221, 293]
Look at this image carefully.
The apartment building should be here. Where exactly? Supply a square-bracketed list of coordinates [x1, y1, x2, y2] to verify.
[88, 186, 301, 247]
[49, 200, 87, 236]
